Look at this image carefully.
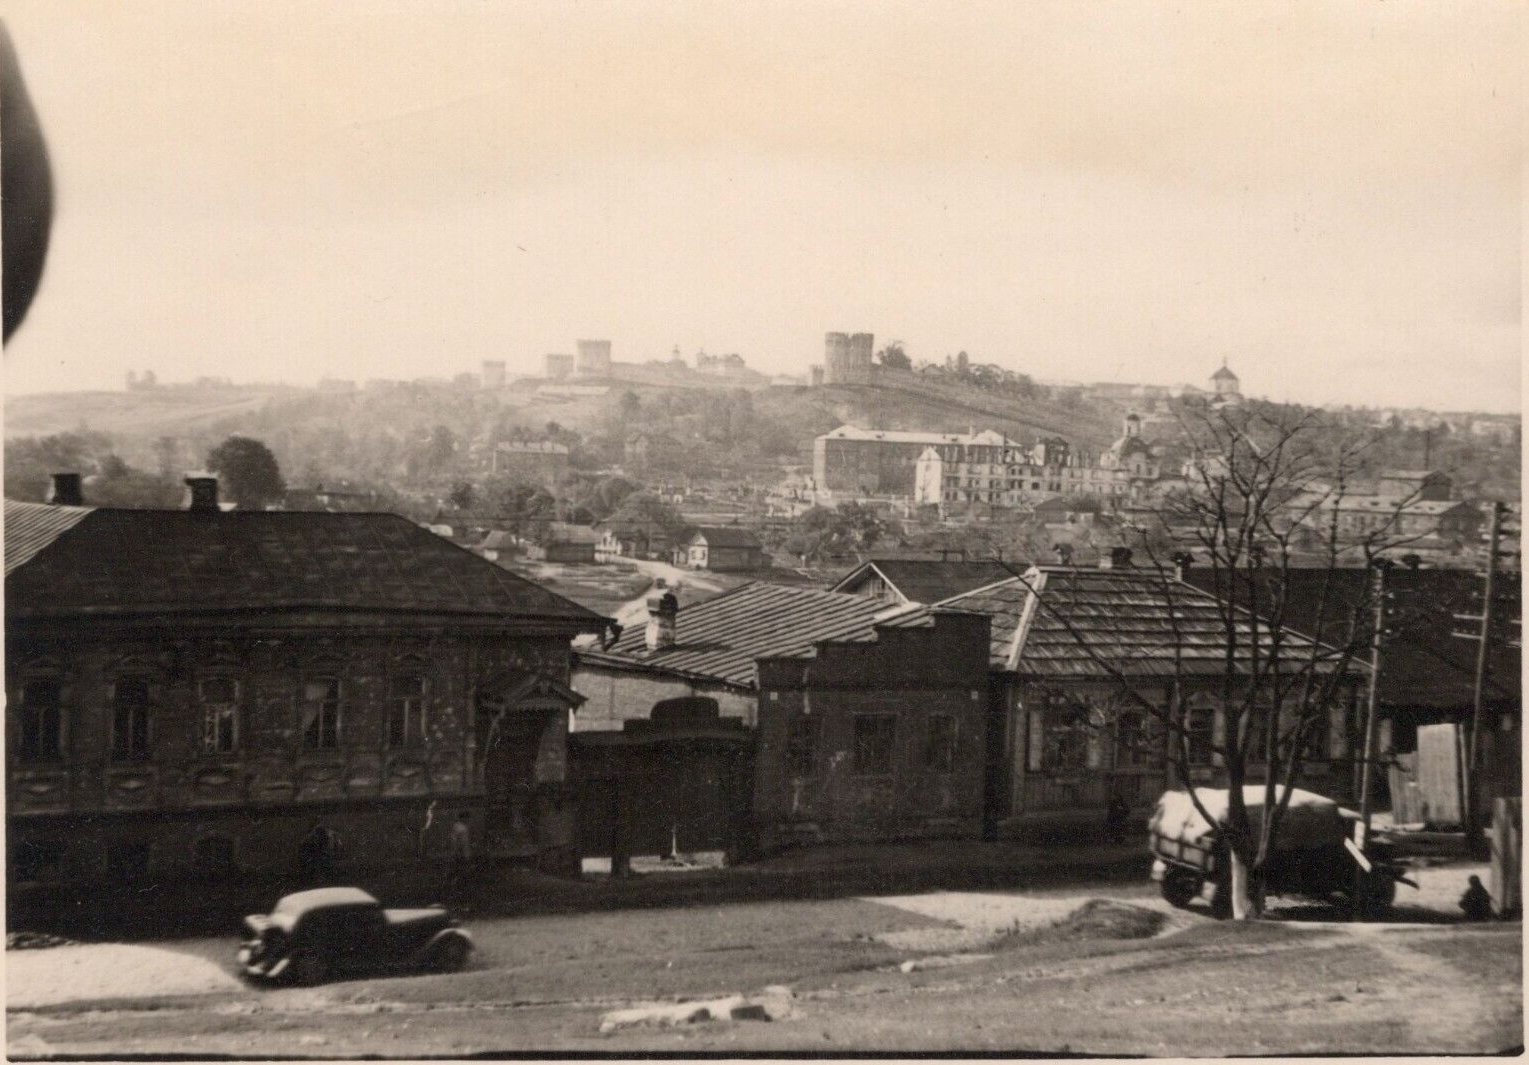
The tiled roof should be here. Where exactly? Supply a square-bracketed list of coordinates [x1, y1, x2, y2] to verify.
[4, 501, 96, 576]
[690, 526, 762, 549]
[832, 558, 1016, 605]
[586, 582, 932, 689]
[5, 503, 606, 626]
[938, 565, 1334, 679]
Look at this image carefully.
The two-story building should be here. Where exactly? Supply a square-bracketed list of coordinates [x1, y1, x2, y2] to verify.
[6, 482, 607, 922]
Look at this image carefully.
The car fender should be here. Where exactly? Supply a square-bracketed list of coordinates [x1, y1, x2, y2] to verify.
[423, 927, 473, 956]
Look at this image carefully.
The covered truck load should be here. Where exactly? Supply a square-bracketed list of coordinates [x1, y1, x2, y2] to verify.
[1149, 786, 1403, 916]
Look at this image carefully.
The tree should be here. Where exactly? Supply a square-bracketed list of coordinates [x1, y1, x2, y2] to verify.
[607, 491, 686, 541]
[206, 436, 285, 509]
[1000, 405, 1420, 919]
[878, 341, 911, 371]
[448, 481, 476, 511]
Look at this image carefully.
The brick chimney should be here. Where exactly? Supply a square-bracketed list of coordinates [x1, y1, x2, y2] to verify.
[645, 591, 679, 652]
[1052, 542, 1073, 566]
[1102, 546, 1133, 569]
[1170, 551, 1194, 581]
[184, 475, 220, 512]
[48, 472, 84, 506]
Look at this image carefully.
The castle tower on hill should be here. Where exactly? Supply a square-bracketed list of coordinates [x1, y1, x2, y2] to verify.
[822, 331, 874, 385]
[575, 339, 612, 376]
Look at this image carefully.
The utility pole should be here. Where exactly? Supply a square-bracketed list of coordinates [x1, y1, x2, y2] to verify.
[1354, 558, 1389, 920]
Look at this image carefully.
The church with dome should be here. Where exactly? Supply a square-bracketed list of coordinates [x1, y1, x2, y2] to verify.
[1209, 360, 1243, 406]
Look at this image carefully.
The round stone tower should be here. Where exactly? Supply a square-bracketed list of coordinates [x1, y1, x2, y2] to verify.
[847, 333, 875, 382]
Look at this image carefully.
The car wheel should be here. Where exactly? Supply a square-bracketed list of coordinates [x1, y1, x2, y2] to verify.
[429, 935, 470, 973]
[1360, 872, 1397, 920]
[291, 951, 328, 987]
[1161, 868, 1199, 909]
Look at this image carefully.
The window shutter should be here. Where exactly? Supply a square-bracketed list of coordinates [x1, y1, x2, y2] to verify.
[1027, 705, 1044, 772]
[1328, 703, 1348, 760]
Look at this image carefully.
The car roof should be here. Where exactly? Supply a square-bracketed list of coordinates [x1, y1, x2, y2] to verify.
[274, 887, 379, 914]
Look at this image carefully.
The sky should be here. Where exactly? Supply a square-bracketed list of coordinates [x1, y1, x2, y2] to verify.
[0, 0, 1521, 412]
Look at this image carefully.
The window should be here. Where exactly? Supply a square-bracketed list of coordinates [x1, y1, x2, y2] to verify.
[852, 714, 897, 775]
[1115, 709, 1150, 768]
[198, 677, 239, 754]
[388, 675, 426, 747]
[12, 839, 65, 883]
[785, 716, 817, 777]
[18, 679, 63, 763]
[1039, 697, 1089, 771]
[1186, 706, 1216, 766]
[301, 678, 341, 750]
[112, 677, 151, 760]
[923, 714, 957, 773]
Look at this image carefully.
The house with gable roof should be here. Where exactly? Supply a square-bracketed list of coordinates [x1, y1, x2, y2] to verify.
[935, 553, 1364, 836]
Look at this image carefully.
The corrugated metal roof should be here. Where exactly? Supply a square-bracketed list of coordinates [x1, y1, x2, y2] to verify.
[5, 504, 605, 625]
[938, 565, 1337, 680]
[4, 500, 96, 575]
[591, 582, 928, 688]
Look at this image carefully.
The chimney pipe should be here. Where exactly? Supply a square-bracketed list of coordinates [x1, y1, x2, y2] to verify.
[1170, 551, 1194, 582]
[185, 475, 220, 512]
[1104, 546, 1133, 569]
[644, 591, 679, 652]
[1052, 543, 1073, 566]
[48, 473, 84, 507]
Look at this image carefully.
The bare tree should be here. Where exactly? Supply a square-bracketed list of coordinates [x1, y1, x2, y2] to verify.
[999, 404, 1429, 918]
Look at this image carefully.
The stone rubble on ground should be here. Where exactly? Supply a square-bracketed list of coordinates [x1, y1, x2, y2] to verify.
[598, 986, 793, 1034]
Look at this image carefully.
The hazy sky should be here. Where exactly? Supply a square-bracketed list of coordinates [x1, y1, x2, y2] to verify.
[1, 0, 1521, 411]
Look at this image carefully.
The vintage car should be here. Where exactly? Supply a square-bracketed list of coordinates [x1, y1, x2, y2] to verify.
[239, 887, 473, 985]
[1148, 786, 1413, 918]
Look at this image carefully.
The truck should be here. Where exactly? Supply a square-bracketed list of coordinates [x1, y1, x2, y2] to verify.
[1148, 786, 1412, 918]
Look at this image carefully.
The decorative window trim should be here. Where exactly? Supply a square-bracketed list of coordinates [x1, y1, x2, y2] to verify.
[110, 676, 154, 762]
[16, 676, 65, 764]
[299, 676, 343, 751]
[387, 674, 428, 748]
[197, 675, 242, 755]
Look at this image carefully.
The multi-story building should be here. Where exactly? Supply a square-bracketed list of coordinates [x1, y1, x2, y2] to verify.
[6, 480, 606, 921]
[814, 425, 1011, 497]
[909, 415, 1161, 510]
[492, 440, 570, 483]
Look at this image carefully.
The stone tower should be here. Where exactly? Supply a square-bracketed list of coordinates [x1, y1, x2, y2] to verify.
[823, 331, 874, 385]
[575, 339, 612, 376]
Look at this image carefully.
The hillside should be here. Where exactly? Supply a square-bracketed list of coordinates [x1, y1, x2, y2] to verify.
[5, 386, 299, 439]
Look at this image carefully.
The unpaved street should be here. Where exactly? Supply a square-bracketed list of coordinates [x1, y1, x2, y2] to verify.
[7, 868, 1520, 1057]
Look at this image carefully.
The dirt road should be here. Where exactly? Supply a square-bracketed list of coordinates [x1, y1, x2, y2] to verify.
[8, 869, 1519, 1057]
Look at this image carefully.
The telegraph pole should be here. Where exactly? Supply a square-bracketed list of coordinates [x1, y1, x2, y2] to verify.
[1358, 559, 1389, 835]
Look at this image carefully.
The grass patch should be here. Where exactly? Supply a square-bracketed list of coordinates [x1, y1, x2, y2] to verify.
[992, 900, 1165, 951]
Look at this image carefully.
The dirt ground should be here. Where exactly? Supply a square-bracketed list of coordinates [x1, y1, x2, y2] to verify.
[6, 863, 1519, 1057]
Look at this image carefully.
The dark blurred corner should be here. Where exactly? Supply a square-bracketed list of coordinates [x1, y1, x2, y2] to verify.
[2, 19, 54, 343]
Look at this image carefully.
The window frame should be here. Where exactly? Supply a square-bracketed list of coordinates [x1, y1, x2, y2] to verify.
[111, 676, 153, 762]
[851, 713, 897, 777]
[922, 713, 958, 774]
[387, 674, 427, 748]
[197, 676, 241, 755]
[300, 676, 343, 751]
[17, 677, 64, 764]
